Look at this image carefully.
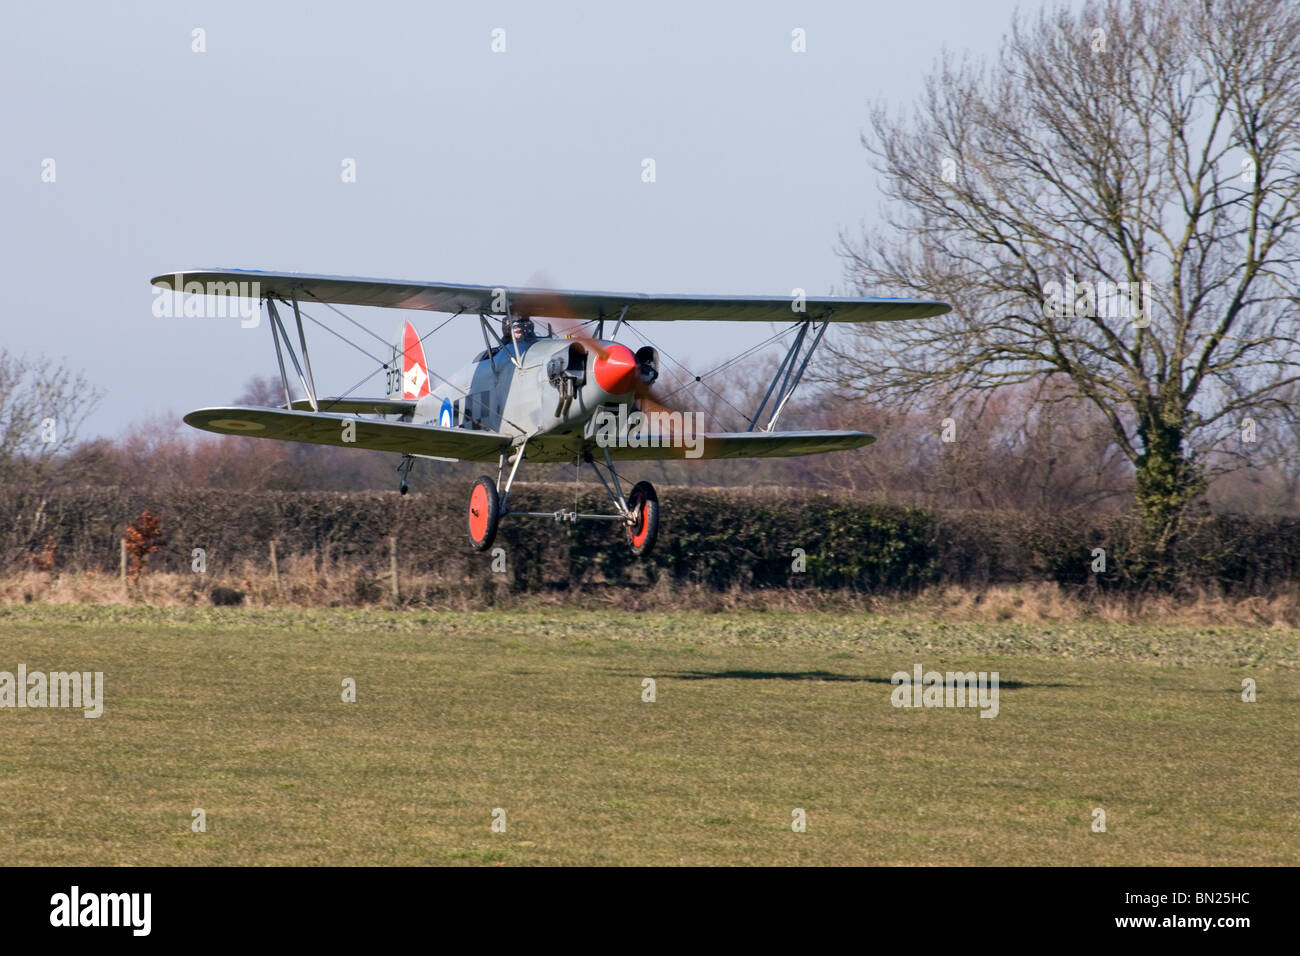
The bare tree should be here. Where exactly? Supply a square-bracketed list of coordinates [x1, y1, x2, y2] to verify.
[832, 0, 1300, 560]
[0, 348, 102, 485]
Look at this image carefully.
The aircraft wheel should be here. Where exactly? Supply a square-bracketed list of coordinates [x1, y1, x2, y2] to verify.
[626, 480, 659, 556]
[467, 476, 501, 551]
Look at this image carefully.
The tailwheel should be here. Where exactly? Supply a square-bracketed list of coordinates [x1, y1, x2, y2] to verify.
[625, 480, 659, 556]
[467, 476, 501, 551]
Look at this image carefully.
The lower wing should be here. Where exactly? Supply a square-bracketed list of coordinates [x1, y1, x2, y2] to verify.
[183, 406, 512, 461]
[601, 429, 874, 461]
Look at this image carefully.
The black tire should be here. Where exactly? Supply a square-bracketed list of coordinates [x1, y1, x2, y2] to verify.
[467, 476, 501, 551]
[626, 480, 659, 556]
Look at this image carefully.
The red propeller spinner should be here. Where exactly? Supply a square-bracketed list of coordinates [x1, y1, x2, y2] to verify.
[592, 342, 639, 395]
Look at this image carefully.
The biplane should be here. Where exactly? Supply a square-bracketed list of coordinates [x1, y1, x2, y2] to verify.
[152, 270, 950, 555]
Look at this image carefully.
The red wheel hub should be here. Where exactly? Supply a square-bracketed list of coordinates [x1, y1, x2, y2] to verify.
[469, 484, 491, 542]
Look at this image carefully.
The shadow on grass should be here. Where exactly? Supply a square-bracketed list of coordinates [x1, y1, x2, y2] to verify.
[646, 669, 1074, 689]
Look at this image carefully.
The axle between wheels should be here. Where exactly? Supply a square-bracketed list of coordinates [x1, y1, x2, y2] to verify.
[466, 475, 659, 555]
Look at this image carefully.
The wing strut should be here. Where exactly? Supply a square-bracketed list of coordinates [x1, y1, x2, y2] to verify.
[748, 311, 832, 432]
[267, 299, 293, 409]
[478, 312, 514, 375]
[266, 298, 320, 412]
[289, 295, 320, 411]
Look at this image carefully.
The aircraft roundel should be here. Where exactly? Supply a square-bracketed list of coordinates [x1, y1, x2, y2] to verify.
[401, 321, 431, 400]
[209, 418, 266, 432]
[439, 397, 453, 428]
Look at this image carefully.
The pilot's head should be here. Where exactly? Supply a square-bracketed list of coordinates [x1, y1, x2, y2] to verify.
[510, 316, 535, 343]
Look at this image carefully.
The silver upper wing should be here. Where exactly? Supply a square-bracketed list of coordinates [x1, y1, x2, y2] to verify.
[152, 269, 950, 323]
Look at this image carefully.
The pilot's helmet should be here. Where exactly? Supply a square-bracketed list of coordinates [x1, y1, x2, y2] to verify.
[510, 316, 535, 341]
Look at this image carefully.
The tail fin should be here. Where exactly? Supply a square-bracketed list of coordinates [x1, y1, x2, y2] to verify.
[390, 320, 431, 400]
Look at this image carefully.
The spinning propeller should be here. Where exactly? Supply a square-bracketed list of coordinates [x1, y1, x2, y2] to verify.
[547, 312, 679, 417]
[517, 272, 684, 418]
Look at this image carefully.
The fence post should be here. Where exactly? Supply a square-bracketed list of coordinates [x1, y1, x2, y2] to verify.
[119, 538, 127, 588]
[389, 536, 399, 603]
[269, 540, 280, 595]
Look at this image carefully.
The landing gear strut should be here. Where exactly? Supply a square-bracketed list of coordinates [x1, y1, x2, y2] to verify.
[467, 445, 523, 552]
[463, 443, 661, 555]
[397, 455, 415, 495]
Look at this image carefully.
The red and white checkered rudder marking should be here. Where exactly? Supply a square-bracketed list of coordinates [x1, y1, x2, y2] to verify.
[401, 320, 431, 400]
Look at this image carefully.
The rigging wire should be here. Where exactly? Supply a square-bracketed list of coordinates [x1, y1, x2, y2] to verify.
[624, 323, 761, 430]
[294, 306, 462, 399]
[658, 321, 802, 402]
[304, 292, 398, 350]
[276, 295, 805, 436]
[303, 308, 464, 411]
[289, 301, 529, 434]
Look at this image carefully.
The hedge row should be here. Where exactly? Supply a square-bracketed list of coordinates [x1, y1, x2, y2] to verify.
[3, 484, 1297, 595]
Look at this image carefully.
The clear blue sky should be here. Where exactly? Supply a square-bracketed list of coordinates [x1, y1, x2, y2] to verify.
[2, 0, 1025, 438]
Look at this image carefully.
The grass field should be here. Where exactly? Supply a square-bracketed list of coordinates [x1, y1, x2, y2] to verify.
[1, 604, 1296, 865]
